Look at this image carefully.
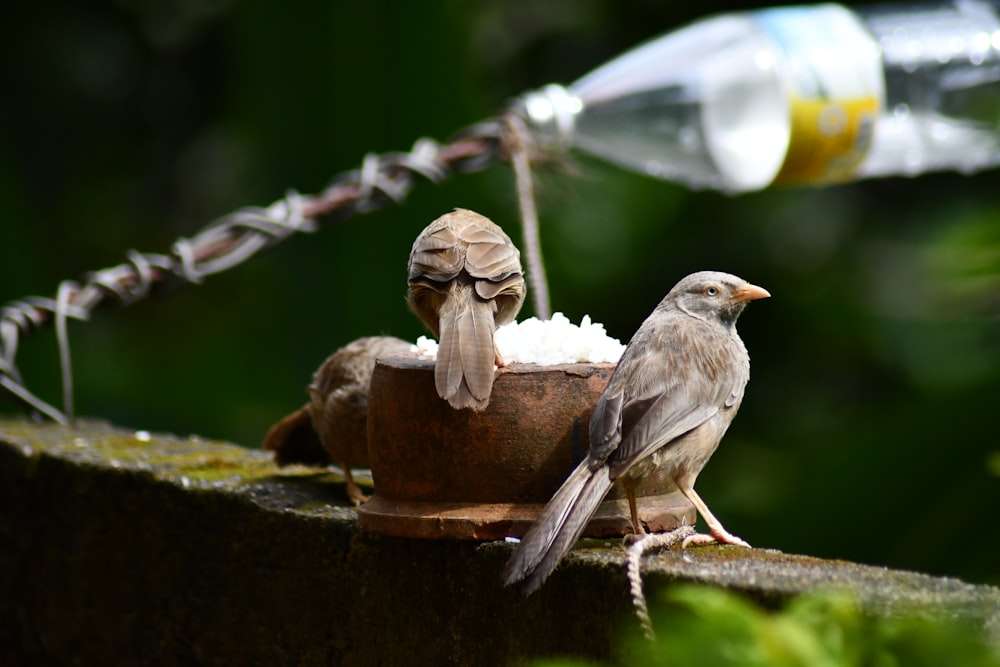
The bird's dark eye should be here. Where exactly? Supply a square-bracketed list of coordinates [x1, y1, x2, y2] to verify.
[705, 286, 719, 297]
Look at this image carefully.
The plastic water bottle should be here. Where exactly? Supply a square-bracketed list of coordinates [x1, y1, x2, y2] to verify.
[517, 1, 1000, 193]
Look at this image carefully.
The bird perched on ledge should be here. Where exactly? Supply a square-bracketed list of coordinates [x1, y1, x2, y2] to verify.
[262, 335, 414, 506]
[502, 271, 769, 595]
[407, 209, 526, 411]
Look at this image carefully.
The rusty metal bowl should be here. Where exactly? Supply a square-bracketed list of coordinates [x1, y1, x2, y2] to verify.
[357, 356, 695, 540]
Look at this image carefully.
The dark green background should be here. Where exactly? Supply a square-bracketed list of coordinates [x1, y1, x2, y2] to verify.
[2, 1, 997, 586]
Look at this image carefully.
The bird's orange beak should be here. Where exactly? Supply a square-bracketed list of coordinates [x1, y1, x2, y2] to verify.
[732, 283, 771, 302]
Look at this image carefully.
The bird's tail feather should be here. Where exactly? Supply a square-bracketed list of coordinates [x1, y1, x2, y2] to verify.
[435, 286, 493, 411]
[502, 462, 615, 595]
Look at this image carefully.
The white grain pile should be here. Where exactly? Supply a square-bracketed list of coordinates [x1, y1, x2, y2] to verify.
[413, 312, 625, 366]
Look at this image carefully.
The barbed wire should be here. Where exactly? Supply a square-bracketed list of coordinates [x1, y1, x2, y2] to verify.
[0, 118, 507, 424]
[625, 525, 697, 641]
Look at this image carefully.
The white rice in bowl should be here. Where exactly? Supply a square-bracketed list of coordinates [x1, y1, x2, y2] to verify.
[413, 312, 624, 366]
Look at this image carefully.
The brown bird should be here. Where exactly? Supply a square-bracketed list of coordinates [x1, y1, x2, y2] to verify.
[502, 271, 769, 594]
[407, 208, 526, 411]
[262, 335, 415, 506]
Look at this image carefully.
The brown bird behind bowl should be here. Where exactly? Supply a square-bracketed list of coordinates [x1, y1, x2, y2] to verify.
[262, 335, 415, 506]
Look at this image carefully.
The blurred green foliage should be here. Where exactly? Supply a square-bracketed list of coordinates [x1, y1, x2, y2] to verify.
[1, 1, 998, 587]
[534, 585, 1000, 667]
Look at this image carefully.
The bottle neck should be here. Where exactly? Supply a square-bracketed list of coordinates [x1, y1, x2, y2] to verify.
[514, 84, 582, 150]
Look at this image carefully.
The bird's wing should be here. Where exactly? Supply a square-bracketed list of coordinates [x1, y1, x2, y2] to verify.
[592, 317, 743, 471]
[588, 389, 624, 463]
[611, 387, 719, 468]
[409, 223, 463, 282]
[474, 274, 524, 300]
[461, 225, 522, 281]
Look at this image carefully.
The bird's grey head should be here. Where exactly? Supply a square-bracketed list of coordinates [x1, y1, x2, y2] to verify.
[666, 271, 770, 328]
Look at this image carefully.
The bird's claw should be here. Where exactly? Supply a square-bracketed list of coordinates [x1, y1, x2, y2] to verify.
[712, 529, 751, 548]
[346, 482, 370, 508]
[680, 530, 751, 549]
[681, 533, 716, 548]
[725, 535, 752, 548]
[622, 532, 645, 546]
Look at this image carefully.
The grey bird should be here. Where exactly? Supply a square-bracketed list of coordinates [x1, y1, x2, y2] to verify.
[502, 271, 769, 595]
[263, 335, 415, 505]
[407, 209, 526, 411]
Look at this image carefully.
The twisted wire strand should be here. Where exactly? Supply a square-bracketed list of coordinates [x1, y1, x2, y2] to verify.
[0, 120, 505, 424]
[505, 113, 551, 320]
[625, 525, 696, 641]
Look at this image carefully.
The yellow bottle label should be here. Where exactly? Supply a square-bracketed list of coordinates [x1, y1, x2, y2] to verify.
[755, 5, 886, 186]
[774, 95, 879, 185]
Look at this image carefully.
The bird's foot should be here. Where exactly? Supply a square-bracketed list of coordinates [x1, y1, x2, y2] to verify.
[621, 521, 648, 546]
[622, 533, 643, 546]
[346, 481, 371, 507]
[681, 532, 716, 548]
[681, 529, 751, 549]
[712, 528, 751, 548]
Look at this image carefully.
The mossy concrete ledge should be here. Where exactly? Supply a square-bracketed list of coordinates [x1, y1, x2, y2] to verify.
[1, 418, 997, 665]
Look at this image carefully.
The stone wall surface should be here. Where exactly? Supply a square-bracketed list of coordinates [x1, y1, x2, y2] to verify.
[1, 418, 997, 666]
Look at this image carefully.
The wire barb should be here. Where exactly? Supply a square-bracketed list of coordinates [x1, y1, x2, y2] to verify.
[0, 120, 505, 422]
[55, 280, 82, 423]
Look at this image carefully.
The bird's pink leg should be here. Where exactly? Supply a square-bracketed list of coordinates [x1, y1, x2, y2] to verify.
[342, 464, 370, 507]
[676, 482, 750, 549]
[620, 479, 647, 544]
